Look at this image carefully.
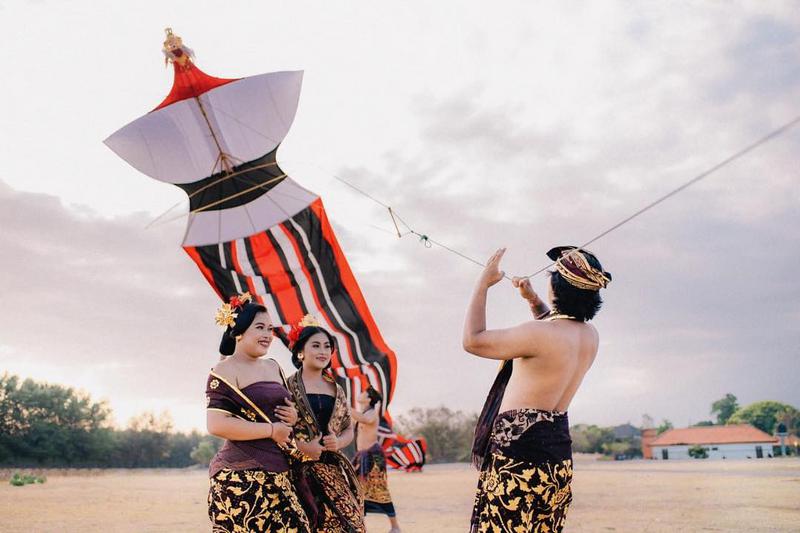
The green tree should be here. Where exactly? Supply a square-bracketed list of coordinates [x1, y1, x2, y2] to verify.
[114, 411, 174, 467]
[395, 407, 477, 463]
[0, 373, 114, 466]
[693, 420, 715, 427]
[688, 445, 708, 459]
[190, 440, 218, 466]
[656, 419, 673, 435]
[570, 424, 615, 454]
[728, 401, 799, 435]
[711, 393, 738, 425]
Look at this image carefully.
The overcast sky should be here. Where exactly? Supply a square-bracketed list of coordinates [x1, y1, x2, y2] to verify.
[1, 1, 798, 432]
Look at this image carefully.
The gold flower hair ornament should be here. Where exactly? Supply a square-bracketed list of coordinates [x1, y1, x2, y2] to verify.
[213, 292, 254, 329]
[214, 303, 238, 329]
[287, 314, 322, 346]
[298, 314, 320, 328]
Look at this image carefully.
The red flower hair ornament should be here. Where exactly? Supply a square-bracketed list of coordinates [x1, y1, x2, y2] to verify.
[287, 314, 322, 350]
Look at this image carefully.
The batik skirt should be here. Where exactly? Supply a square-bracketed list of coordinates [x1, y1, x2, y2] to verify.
[470, 408, 573, 533]
[298, 453, 366, 533]
[353, 443, 396, 517]
[208, 468, 311, 532]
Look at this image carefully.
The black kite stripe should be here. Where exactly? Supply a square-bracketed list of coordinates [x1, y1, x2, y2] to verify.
[263, 230, 310, 317]
[221, 242, 251, 297]
[289, 207, 391, 374]
[278, 216, 362, 367]
[192, 244, 239, 298]
[176, 147, 286, 212]
[285, 208, 373, 361]
[242, 236, 288, 326]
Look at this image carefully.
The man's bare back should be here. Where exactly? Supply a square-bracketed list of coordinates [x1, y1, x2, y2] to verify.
[352, 391, 380, 451]
[464, 246, 610, 533]
[355, 412, 379, 450]
[498, 319, 598, 413]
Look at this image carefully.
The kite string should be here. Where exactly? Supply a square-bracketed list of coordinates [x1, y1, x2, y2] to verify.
[179, 100, 800, 279]
[331, 114, 800, 279]
[522, 114, 800, 278]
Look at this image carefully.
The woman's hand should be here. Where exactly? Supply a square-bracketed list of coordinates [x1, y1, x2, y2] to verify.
[275, 398, 298, 426]
[322, 433, 339, 452]
[297, 439, 324, 460]
[270, 422, 293, 446]
[479, 248, 506, 288]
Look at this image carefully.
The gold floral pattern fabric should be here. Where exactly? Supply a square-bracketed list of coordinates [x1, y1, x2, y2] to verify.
[286, 370, 352, 441]
[471, 453, 572, 533]
[309, 461, 367, 532]
[287, 370, 365, 532]
[490, 408, 566, 449]
[353, 444, 394, 507]
[208, 468, 310, 533]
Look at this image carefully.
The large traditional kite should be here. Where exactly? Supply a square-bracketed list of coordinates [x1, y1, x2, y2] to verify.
[104, 29, 424, 469]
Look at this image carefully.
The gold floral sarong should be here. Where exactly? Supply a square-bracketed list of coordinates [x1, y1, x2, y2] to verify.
[353, 443, 396, 516]
[471, 408, 573, 533]
[209, 468, 311, 533]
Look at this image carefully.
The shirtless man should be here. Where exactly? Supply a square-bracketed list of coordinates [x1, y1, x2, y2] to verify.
[351, 387, 400, 532]
[463, 246, 611, 533]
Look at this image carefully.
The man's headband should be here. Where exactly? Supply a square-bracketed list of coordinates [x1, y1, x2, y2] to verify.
[547, 246, 611, 291]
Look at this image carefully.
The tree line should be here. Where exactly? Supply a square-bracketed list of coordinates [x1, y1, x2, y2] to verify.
[0, 374, 220, 468]
[649, 393, 800, 436]
[2, 373, 797, 467]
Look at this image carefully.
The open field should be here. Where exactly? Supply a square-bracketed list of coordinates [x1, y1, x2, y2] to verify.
[1, 457, 798, 532]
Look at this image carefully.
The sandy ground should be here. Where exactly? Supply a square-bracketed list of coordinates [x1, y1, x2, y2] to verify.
[1, 457, 798, 532]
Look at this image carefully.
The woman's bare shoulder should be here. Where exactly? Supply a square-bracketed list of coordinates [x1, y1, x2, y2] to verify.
[211, 357, 237, 381]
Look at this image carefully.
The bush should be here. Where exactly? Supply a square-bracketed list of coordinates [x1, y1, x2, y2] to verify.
[394, 407, 477, 463]
[688, 445, 708, 459]
[9, 472, 46, 486]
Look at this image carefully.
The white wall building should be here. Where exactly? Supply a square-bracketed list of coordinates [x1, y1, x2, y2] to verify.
[650, 424, 778, 460]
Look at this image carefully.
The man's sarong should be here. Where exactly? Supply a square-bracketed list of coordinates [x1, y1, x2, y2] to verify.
[353, 443, 396, 517]
[209, 468, 311, 533]
[470, 408, 573, 533]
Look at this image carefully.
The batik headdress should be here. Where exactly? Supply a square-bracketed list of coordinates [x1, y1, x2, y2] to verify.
[547, 246, 612, 291]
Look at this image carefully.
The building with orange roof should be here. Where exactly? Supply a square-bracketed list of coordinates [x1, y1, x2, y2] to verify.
[649, 424, 778, 460]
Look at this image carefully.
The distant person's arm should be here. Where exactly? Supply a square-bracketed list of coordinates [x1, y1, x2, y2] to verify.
[351, 408, 378, 425]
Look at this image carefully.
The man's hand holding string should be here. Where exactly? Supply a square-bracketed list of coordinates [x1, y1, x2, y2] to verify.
[512, 276, 550, 319]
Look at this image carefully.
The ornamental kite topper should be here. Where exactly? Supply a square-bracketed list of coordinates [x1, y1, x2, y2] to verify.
[104, 29, 424, 470]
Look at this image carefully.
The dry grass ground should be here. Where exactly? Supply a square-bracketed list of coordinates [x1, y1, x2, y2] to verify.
[1, 457, 798, 532]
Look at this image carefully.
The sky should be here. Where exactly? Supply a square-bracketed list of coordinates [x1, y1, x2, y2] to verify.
[1, 1, 799, 432]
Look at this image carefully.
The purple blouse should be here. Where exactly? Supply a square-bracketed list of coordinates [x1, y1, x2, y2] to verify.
[209, 381, 291, 476]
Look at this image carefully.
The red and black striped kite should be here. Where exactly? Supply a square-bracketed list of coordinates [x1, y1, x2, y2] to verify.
[104, 30, 424, 469]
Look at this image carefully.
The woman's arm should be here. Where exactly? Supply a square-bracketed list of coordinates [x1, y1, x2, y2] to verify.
[207, 410, 272, 440]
